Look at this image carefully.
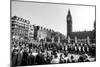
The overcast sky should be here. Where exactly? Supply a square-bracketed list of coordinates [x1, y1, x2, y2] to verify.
[12, 1, 95, 35]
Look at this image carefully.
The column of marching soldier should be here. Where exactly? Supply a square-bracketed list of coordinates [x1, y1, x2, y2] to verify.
[66, 43, 90, 54]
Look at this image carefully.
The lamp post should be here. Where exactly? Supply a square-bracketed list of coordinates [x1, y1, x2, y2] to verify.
[75, 36, 77, 43]
[52, 37, 54, 43]
[68, 36, 70, 43]
[58, 36, 60, 43]
[87, 36, 90, 44]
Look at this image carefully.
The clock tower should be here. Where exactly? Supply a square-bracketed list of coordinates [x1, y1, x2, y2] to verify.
[67, 9, 72, 37]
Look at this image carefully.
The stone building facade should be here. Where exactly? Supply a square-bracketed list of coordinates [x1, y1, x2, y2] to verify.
[11, 16, 30, 45]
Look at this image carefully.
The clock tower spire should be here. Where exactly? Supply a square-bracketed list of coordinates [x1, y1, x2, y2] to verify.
[67, 9, 72, 37]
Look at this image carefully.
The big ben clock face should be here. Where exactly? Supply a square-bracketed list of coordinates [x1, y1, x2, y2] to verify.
[67, 17, 71, 20]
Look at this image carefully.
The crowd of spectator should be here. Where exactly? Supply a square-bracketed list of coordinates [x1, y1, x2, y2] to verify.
[11, 42, 96, 67]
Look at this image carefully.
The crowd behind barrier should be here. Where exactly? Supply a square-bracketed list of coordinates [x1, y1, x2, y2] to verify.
[11, 41, 96, 66]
